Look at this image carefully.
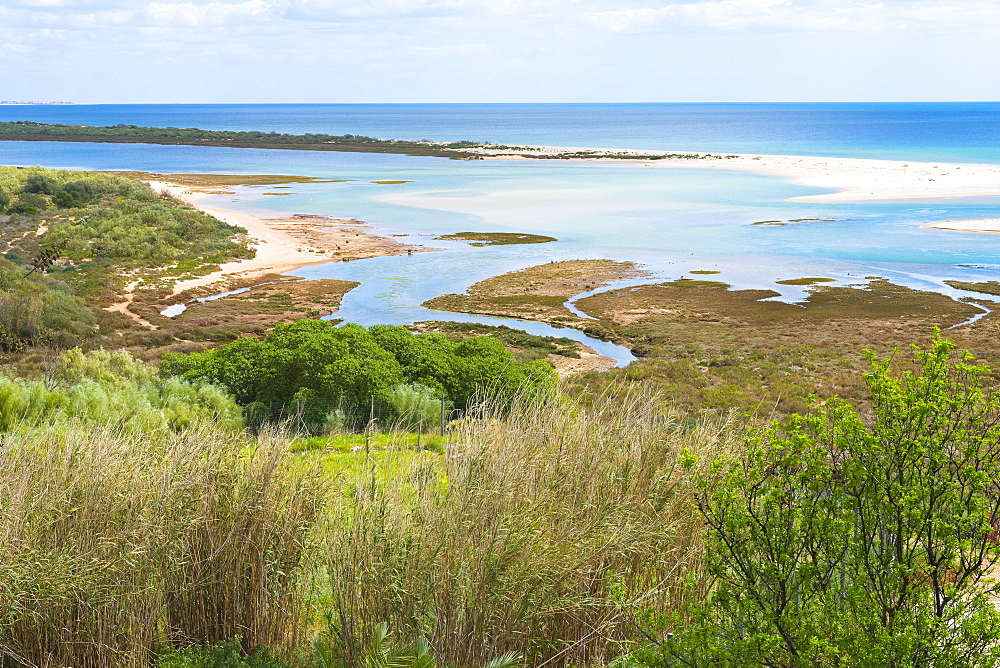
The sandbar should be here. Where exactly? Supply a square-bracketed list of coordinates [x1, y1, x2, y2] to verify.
[147, 180, 427, 296]
[922, 219, 1000, 234]
[471, 145, 1000, 204]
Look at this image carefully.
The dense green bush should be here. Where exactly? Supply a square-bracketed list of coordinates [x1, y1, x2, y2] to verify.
[8, 191, 49, 214]
[162, 320, 554, 429]
[23, 173, 57, 195]
[654, 335, 1000, 667]
[0, 348, 243, 433]
[52, 179, 97, 207]
[0, 256, 94, 350]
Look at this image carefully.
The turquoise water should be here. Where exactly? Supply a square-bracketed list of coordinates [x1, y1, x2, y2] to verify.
[1, 103, 999, 363]
[3, 102, 1000, 163]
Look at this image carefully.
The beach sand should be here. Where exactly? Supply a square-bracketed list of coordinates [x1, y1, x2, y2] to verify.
[147, 180, 427, 296]
[104, 180, 430, 327]
[472, 146, 1000, 204]
[922, 219, 1000, 234]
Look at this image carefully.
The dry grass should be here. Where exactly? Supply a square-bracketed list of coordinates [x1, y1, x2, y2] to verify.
[0, 423, 325, 667]
[423, 260, 648, 328]
[319, 390, 743, 667]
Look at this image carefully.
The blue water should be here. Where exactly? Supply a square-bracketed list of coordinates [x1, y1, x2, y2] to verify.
[3, 102, 1000, 163]
[1, 103, 999, 364]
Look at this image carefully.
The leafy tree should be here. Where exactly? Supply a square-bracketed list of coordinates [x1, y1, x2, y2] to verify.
[52, 180, 97, 208]
[0, 186, 9, 211]
[662, 335, 1000, 667]
[163, 320, 555, 431]
[23, 173, 57, 195]
[8, 192, 49, 215]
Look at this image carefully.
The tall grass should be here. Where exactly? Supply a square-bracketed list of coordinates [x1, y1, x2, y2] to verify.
[0, 422, 325, 667]
[319, 390, 744, 667]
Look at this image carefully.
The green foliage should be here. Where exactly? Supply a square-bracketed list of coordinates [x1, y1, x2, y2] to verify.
[0, 165, 251, 306]
[52, 179, 97, 207]
[155, 639, 291, 668]
[0, 186, 8, 211]
[8, 191, 49, 214]
[0, 256, 94, 349]
[311, 621, 522, 668]
[162, 320, 554, 431]
[312, 623, 436, 668]
[662, 334, 1000, 667]
[0, 348, 243, 433]
[46, 198, 250, 269]
[0, 121, 478, 158]
[387, 383, 445, 430]
[23, 173, 56, 195]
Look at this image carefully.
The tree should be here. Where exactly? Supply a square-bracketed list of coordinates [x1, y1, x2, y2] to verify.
[23, 174, 57, 195]
[664, 335, 1000, 667]
[8, 192, 49, 215]
[0, 186, 9, 212]
[52, 180, 97, 208]
[163, 320, 555, 431]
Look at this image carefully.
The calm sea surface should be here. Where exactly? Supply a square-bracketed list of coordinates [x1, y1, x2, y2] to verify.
[1, 103, 998, 362]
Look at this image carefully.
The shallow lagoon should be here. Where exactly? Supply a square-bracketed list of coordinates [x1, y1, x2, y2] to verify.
[2, 139, 1000, 363]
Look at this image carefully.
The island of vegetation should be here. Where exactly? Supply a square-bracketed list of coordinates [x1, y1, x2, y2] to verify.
[6, 164, 1000, 668]
[435, 231, 557, 246]
[0, 121, 735, 161]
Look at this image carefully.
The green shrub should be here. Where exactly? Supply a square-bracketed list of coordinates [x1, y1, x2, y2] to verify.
[0, 256, 94, 349]
[154, 638, 291, 668]
[0, 348, 243, 433]
[8, 191, 49, 214]
[22, 173, 56, 195]
[52, 180, 98, 208]
[163, 321, 554, 431]
[662, 334, 1000, 666]
[387, 382, 445, 431]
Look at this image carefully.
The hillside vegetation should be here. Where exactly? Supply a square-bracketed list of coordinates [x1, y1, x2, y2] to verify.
[5, 166, 1000, 666]
[1, 339, 999, 667]
[0, 166, 251, 355]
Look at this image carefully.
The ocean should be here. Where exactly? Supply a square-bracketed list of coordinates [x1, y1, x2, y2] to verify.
[1, 103, 998, 363]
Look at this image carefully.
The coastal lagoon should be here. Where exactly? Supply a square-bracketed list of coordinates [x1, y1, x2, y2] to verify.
[2, 103, 999, 362]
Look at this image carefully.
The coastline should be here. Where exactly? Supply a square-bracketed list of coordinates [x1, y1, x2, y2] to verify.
[148, 180, 426, 296]
[471, 146, 1000, 204]
[922, 219, 1000, 234]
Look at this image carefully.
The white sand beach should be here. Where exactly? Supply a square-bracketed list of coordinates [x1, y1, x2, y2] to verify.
[922, 219, 1000, 234]
[473, 146, 1000, 203]
[147, 180, 424, 296]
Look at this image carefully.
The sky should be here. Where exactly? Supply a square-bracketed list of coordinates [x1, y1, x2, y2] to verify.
[1, 0, 999, 103]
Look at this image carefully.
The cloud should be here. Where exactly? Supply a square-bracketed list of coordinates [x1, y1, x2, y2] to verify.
[144, 0, 272, 25]
[585, 0, 1000, 33]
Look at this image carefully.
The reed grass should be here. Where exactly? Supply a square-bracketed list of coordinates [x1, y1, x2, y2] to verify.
[0, 421, 325, 667]
[319, 389, 744, 667]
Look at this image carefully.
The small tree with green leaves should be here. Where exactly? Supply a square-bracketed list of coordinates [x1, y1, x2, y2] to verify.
[661, 334, 1000, 667]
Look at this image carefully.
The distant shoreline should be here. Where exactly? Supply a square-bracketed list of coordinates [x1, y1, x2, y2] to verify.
[5, 121, 1000, 205]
